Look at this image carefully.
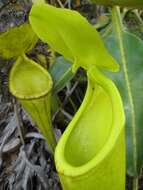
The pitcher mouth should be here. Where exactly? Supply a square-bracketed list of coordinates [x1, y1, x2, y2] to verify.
[55, 70, 125, 177]
[9, 55, 53, 100]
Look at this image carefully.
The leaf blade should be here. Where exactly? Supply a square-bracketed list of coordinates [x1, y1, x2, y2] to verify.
[105, 30, 143, 176]
[49, 56, 74, 93]
[0, 23, 37, 59]
[29, 4, 119, 72]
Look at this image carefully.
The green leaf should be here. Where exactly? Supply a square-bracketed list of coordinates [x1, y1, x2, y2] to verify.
[29, 4, 119, 72]
[32, 0, 45, 4]
[51, 93, 60, 114]
[0, 23, 37, 59]
[49, 56, 74, 93]
[91, 0, 143, 8]
[105, 29, 143, 176]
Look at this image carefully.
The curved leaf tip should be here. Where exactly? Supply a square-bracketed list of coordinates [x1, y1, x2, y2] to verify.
[29, 4, 119, 72]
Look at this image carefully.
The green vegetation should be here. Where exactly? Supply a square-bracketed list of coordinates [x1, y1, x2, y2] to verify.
[0, 0, 142, 189]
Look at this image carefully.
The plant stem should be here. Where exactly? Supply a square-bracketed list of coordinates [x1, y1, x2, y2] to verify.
[133, 10, 143, 25]
[13, 98, 25, 145]
[56, 0, 64, 8]
[133, 177, 138, 190]
[111, 6, 138, 190]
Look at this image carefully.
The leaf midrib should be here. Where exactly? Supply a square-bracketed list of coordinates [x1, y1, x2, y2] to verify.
[112, 6, 137, 173]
